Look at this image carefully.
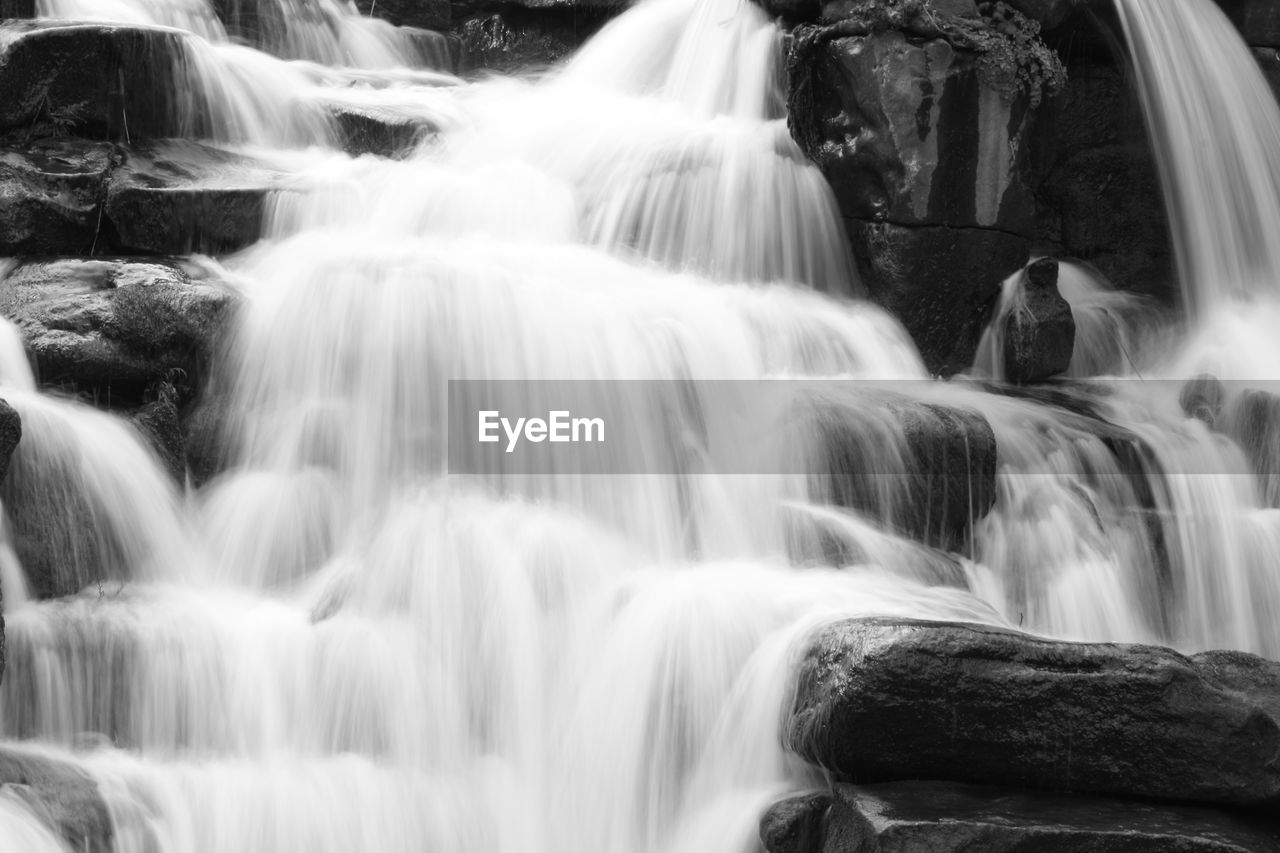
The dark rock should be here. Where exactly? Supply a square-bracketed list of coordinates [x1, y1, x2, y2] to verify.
[354, 0, 452, 33]
[1001, 257, 1075, 384]
[0, 746, 113, 853]
[1253, 47, 1280, 101]
[0, 258, 240, 406]
[1028, 54, 1173, 302]
[760, 791, 832, 853]
[0, 0, 35, 17]
[1222, 389, 1280, 508]
[0, 134, 116, 256]
[328, 102, 437, 157]
[455, 5, 615, 73]
[1218, 0, 1280, 49]
[131, 391, 186, 484]
[0, 397, 22, 487]
[0, 23, 196, 141]
[821, 781, 1280, 852]
[787, 29, 1039, 233]
[1179, 374, 1225, 426]
[846, 221, 1028, 375]
[786, 617, 1280, 806]
[1003, 0, 1089, 30]
[808, 392, 998, 550]
[103, 140, 275, 255]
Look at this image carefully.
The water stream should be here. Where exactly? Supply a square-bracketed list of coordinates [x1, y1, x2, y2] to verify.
[1, 0, 1279, 849]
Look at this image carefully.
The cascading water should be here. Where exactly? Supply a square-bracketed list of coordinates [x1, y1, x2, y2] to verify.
[2, 0, 1280, 848]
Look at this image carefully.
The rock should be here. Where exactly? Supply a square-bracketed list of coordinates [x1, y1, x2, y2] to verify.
[1003, 0, 1089, 30]
[103, 140, 275, 255]
[0, 746, 113, 853]
[788, 29, 1040, 233]
[1001, 257, 1075, 384]
[818, 781, 1280, 853]
[1222, 389, 1280, 508]
[456, 10, 584, 73]
[786, 617, 1280, 806]
[1218, 0, 1280, 49]
[131, 391, 186, 483]
[0, 134, 116, 256]
[808, 392, 998, 550]
[760, 791, 832, 853]
[0, 0, 35, 16]
[1180, 374, 1226, 426]
[846, 221, 1028, 375]
[0, 23, 193, 141]
[354, 0, 452, 33]
[0, 397, 21, 487]
[0, 258, 240, 406]
[328, 102, 438, 157]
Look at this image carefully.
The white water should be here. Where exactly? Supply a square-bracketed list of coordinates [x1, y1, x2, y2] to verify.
[3, 0, 1280, 848]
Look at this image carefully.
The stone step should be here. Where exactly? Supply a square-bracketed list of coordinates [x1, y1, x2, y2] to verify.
[0, 134, 280, 256]
[761, 783, 1280, 853]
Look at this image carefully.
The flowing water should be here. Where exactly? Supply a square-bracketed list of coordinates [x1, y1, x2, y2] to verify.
[1, 0, 1279, 849]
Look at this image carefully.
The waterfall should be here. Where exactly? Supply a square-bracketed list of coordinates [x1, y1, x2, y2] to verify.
[1116, 0, 1280, 328]
[3, 0, 1280, 848]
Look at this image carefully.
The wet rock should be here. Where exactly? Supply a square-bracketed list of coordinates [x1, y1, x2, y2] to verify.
[787, 28, 1043, 232]
[1001, 257, 1075, 384]
[354, 0, 452, 33]
[1003, 0, 1089, 30]
[131, 391, 186, 483]
[103, 140, 275, 255]
[329, 102, 438, 157]
[1180, 374, 1226, 426]
[819, 781, 1280, 853]
[1218, 0, 1280, 49]
[0, 134, 116, 256]
[455, 5, 616, 73]
[0, 0, 35, 17]
[0, 258, 240, 406]
[0, 746, 113, 853]
[0, 23, 195, 141]
[846, 221, 1028, 375]
[809, 392, 998, 550]
[786, 617, 1280, 807]
[0, 397, 21, 487]
[760, 791, 832, 853]
[1222, 388, 1280, 508]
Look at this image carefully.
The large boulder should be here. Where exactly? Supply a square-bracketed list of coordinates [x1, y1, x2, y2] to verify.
[0, 747, 113, 853]
[0, 258, 240, 405]
[787, 618, 1280, 807]
[103, 140, 276, 255]
[786, 6, 1064, 373]
[0, 135, 116, 256]
[798, 782, 1280, 853]
[0, 23, 193, 141]
[806, 391, 998, 550]
[846, 221, 1028, 374]
[1001, 257, 1075, 384]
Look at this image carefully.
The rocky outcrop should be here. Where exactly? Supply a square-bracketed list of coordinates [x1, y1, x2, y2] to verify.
[455, 5, 615, 73]
[328, 102, 439, 157]
[787, 618, 1280, 807]
[355, 0, 453, 33]
[0, 134, 277, 257]
[807, 393, 997, 550]
[0, 747, 113, 853]
[1001, 256, 1074, 383]
[781, 782, 1280, 853]
[760, 791, 832, 853]
[785, 3, 1065, 373]
[0, 258, 240, 406]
